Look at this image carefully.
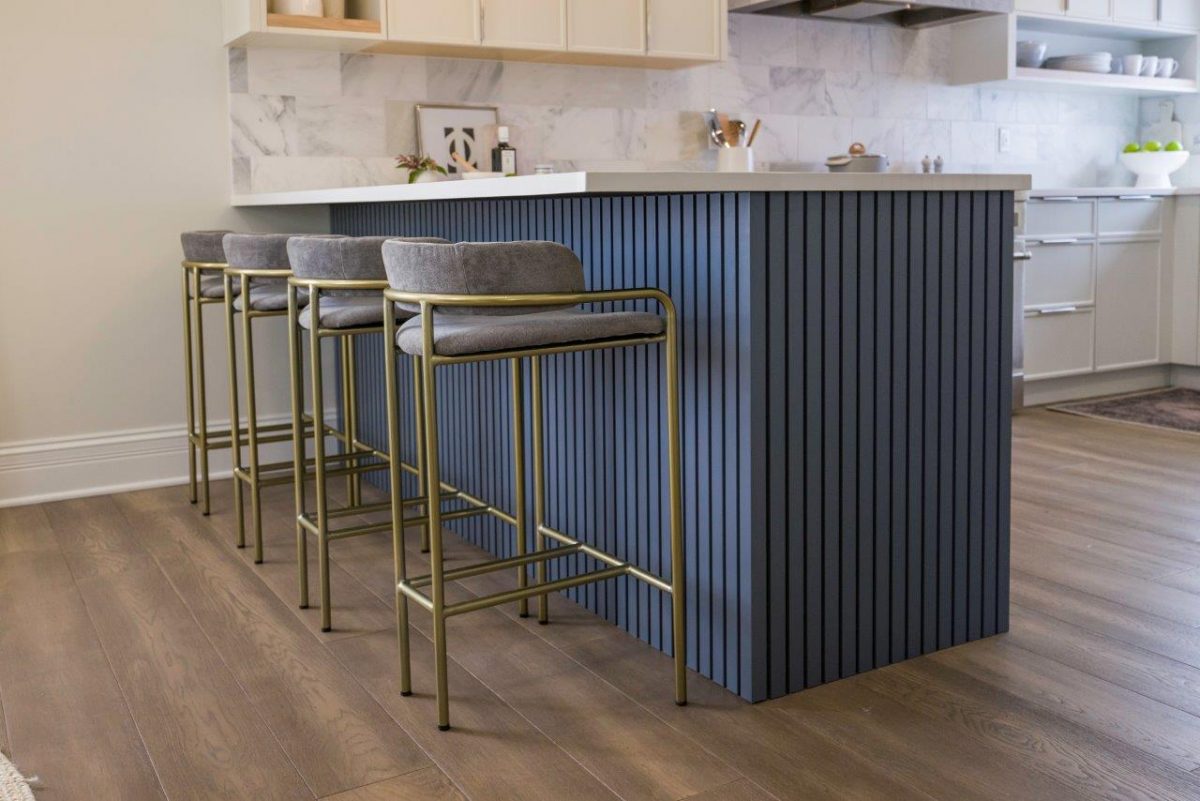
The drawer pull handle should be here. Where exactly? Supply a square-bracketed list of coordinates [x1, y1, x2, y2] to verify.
[1038, 238, 1080, 245]
[1041, 196, 1080, 202]
[1014, 251, 1033, 261]
[1117, 195, 1155, 201]
[1039, 306, 1079, 315]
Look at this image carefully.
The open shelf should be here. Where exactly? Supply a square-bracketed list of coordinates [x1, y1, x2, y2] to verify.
[265, 13, 381, 34]
[951, 13, 1200, 95]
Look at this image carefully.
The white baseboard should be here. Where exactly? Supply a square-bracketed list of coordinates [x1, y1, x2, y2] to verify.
[1023, 365, 1172, 408]
[0, 414, 305, 509]
[1171, 364, 1200, 389]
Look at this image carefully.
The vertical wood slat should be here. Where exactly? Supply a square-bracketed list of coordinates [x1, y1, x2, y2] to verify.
[331, 189, 1013, 703]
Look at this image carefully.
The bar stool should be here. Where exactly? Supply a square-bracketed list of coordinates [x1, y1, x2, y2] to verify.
[180, 230, 234, 514]
[284, 234, 447, 632]
[222, 233, 332, 562]
[381, 240, 687, 731]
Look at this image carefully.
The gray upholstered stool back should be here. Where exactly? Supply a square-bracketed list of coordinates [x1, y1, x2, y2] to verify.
[382, 241, 584, 316]
[181, 230, 232, 264]
[288, 236, 449, 296]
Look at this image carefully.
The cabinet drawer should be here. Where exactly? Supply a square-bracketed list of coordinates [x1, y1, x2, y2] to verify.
[1025, 241, 1094, 308]
[1027, 199, 1096, 239]
[1025, 308, 1095, 379]
[1112, 0, 1156, 21]
[1098, 198, 1162, 236]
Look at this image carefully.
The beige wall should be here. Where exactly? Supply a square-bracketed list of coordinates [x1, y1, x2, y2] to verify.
[0, 1, 327, 504]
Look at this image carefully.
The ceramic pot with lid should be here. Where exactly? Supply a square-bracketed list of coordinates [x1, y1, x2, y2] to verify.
[826, 142, 890, 173]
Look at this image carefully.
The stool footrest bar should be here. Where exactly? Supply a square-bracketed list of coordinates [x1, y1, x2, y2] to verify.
[539, 524, 674, 595]
[407, 544, 585, 588]
[442, 565, 630, 618]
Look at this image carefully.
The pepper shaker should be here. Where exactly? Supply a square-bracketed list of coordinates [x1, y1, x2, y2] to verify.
[921, 155, 932, 174]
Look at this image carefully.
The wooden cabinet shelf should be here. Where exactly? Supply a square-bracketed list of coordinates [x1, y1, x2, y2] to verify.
[265, 13, 381, 34]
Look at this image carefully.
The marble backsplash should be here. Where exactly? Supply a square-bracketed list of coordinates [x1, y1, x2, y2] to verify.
[229, 15, 1140, 194]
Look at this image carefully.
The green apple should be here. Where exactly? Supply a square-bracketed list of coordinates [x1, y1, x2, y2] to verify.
[1123, 142, 1142, 153]
[1166, 140, 1185, 152]
[1144, 140, 1164, 152]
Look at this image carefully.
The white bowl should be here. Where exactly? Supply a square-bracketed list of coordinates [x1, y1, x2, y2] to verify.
[1120, 150, 1190, 189]
[1016, 41, 1048, 68]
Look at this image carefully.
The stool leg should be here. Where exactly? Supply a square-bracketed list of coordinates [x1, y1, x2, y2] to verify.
[412, 351, 430, 555]
[383, 320, 412, 695]
[664, 309, 687, 706]
[196, 274, 212, 516]
[182, 268, 198, 505]
[511, 358, 529, 618]
[240, 277, 264, 564]
[419, 312, 451, 731]
[309, 295, 332, 632]
[224, 275, 245, 548]
[530, 355, 549, 625]
[346, 335, 362, 508]
[288, 287, 309, 610]
[340, 336, 355, 507]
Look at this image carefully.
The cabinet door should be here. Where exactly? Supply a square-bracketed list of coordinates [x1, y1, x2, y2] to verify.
[1095, 240, 1161, 369]
[1014, 0, 1065, 13]
[388, 0, 480, 44]
[647, 0, 722, 60]
[567, 0, 645, 54]
[1025, 308, 1095, 379]
[1161, 0, 1200, 28]
[1064, 0, 1111, 17]
[482, 0, 566, 49]
[1113, 0, 1157, 22]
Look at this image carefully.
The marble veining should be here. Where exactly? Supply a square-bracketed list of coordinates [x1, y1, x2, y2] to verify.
[228, 15, 1140, 194]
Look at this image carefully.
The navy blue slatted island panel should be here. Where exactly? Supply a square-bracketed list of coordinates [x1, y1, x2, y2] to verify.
[332, 189, 1013, 702]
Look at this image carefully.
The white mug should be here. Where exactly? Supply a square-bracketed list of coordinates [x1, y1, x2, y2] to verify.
[1158, 57, 1180, 78]
[1141, 56, 1160, 77]
[1122, 54, 1144, 77]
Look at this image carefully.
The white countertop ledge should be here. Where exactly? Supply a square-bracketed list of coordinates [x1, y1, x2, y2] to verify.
[1030, 186, 1200, 198]
[231, 171, 1033, 207]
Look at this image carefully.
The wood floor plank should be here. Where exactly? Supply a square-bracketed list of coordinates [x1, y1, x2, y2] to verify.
[1011, 558, 1200, 627]
[328, 630, 622, 801]
[1008, 605, 1200, 720]
[1011, 519, 1187, 579]
[865, 660, 1200, 801]
[43, 496, 157, 579]
[0, 505, 57, 556]
[1011, 572, 1200, 668]
[678, 778, 781, 801]
[114, 493, 431, 799]
[319, 767, 467, 801]
[930, 638, 1200, 771]
[1158, 567, 1200, 596]
[0, 549, 164, 801]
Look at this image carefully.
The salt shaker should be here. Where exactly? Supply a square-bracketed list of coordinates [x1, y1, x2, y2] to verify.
[934, 155, 945, 174]
[921, 155, 932, 174]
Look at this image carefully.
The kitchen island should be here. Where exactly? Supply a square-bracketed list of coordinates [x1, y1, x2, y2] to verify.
[238, 171, 1030, 702]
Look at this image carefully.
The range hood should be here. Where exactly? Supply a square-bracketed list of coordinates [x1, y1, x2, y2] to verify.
[729, 0, 1011, 28]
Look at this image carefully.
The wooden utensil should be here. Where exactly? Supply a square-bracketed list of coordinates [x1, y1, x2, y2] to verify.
[451, 152, 478, 173]
[747, 119, 762, 147]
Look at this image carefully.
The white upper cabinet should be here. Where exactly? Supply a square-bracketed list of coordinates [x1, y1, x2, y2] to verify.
[1064, 0, 1111, 18]
[1113, 0, 1158, 23]
[388, 0, 480, 44]
[482, 0, 566, 50]
[1014, 0, 1064, 13]
[567, 0, 646, 55]
[1161, 0, 1200, 28]
[647, 0, 724, 60]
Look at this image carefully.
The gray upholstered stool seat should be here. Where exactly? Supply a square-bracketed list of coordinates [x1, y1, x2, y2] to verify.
[235, 286, 308, 313]
[395, 309, 664, 356]
[181, 230, 238, 298]
[299, 295, 409, 330]
[288, 235, 446, 330]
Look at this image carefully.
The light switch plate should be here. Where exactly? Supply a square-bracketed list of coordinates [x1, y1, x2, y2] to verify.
[998, 127, 1012, 154]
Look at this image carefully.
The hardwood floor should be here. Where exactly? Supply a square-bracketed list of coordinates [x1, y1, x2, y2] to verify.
[2, 409, 1200, 800]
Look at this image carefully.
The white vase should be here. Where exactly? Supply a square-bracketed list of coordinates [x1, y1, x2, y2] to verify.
[272, 0, 323, 16]
[412, 171, 444, 184]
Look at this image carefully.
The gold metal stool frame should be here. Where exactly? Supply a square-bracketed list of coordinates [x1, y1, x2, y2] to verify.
[181, 259, 232, 515]
[381, 287, 687, 731]
[285, 278, 507, 632]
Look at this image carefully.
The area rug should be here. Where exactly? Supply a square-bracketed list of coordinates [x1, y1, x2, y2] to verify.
[1049, 387, 1200, 434]
[0, 752, 34, 801]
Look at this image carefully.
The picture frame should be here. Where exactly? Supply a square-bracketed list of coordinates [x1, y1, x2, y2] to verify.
[415, 104, 500, 176]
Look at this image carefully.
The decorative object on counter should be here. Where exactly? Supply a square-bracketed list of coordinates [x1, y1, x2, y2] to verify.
[396, 154, 448, 184]
[921, 154, 933, 174]
[1120, 141, 1189, 188]
[416, 104, 499, 177]
[271, 0, 323, 15]
[934, 154, 945, 174]
[717, 147, 755, 172]
[492, 126, 518, 176]
[1016, 40, 1048, 68]
[708, 110, 756, 172]
[1044, 52, 1112, 75]
[534, 163, 555, 175]
[825, 142, 889, 173]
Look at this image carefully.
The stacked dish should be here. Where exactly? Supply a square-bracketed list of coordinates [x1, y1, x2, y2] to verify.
[1043, 52, 1113, 74]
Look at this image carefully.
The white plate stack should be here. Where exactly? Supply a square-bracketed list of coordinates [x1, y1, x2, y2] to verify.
[1043, 52, 1113, 74]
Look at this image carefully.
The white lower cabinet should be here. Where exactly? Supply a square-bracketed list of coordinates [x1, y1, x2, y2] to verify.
[1095, 240, 1162, 370]
[1025, 308, 1096, 379]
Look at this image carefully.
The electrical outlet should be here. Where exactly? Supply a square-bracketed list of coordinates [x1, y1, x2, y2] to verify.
[998, 127, 1012, 154]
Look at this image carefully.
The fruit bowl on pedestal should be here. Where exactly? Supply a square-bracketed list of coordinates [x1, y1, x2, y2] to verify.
[1120, 150, 1190, 189]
